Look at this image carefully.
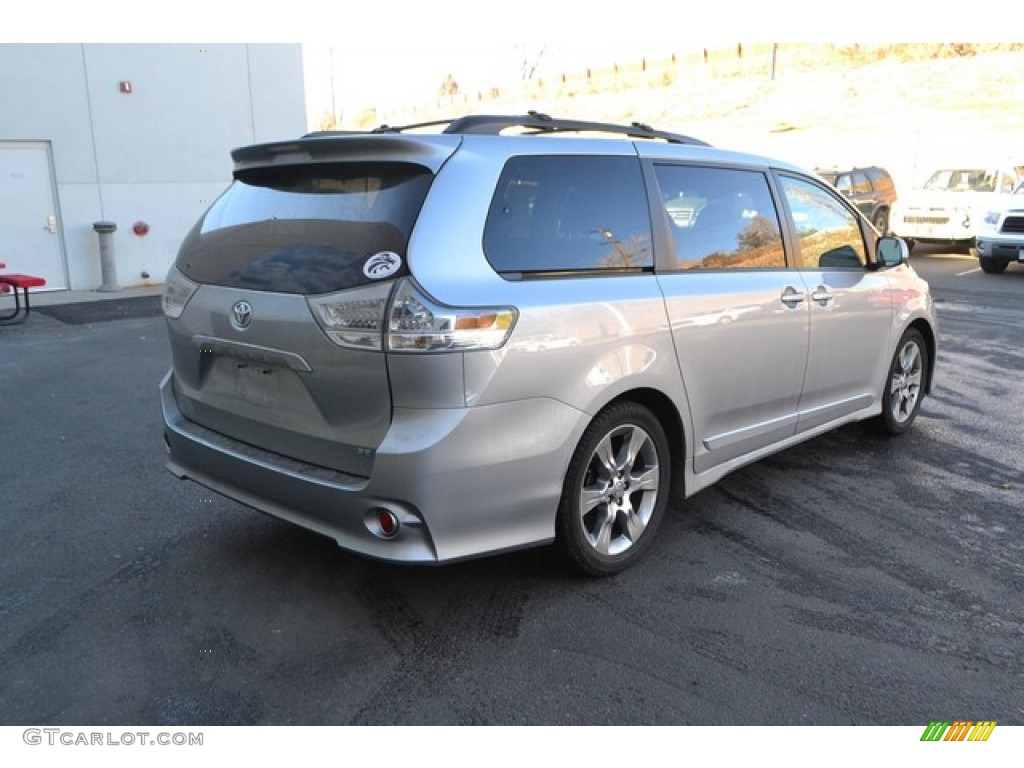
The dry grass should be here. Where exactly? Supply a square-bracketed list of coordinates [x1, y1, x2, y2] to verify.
[344, 43, 1024, 194]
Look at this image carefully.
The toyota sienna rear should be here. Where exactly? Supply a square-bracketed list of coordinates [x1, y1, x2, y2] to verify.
[161, 114, 936, 575]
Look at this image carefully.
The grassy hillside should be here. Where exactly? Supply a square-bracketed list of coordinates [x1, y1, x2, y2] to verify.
[346, 43, 1024, 194]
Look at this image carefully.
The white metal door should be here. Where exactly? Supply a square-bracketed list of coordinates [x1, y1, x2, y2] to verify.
[0, 142, 67, 290]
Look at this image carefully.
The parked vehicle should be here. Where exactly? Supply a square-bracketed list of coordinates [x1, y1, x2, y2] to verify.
[974, 181, 1024, 273]
[815, 165, 896, 233]
[889, 166, 1021, 251]
[160, 113, 938, 575]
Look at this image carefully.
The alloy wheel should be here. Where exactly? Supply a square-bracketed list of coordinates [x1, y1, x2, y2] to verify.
[889, 339, 923, 425]
[578, 423, 660, 557]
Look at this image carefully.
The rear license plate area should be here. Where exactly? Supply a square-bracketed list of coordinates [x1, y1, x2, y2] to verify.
[233, 362, 281, 408]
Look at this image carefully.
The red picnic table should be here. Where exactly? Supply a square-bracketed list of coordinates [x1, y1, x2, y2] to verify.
[0, 262, 48, 324]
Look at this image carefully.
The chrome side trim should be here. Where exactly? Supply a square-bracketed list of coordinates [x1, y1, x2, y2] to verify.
[703, 412, 799, 451]
[797, 392, 874, 427]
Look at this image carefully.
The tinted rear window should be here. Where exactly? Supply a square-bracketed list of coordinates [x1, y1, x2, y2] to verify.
[483, 155, 653, 275]
[175, 162, 432, 294]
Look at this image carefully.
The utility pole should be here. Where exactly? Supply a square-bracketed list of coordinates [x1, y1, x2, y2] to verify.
[329, 45, 337, 126]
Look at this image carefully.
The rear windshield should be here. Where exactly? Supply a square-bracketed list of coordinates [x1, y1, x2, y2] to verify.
[175, 162, 432, 294]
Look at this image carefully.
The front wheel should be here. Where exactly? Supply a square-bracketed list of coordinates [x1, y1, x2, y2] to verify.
[557, 402, 671, 576]
[872, 328, 928, 435]
[979, 256, 1009, 274]
[872, 208, 889, 233]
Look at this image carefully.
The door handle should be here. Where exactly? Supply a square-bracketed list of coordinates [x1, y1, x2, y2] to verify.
[811, 285, 834, 306]
[780, 286, 806, 308]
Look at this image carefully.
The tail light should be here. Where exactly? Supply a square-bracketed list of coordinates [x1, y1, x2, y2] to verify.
[307, 281, 393, 350]
[308, 278, 517, 353]
[162, 266, 199, 319]
[387, 279, 516, 352]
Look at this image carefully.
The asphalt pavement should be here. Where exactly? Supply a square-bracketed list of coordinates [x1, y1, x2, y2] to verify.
[0, 254, 1021, 727]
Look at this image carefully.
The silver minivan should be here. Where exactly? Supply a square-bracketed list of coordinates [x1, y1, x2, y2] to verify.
[161, 114, 937, 575]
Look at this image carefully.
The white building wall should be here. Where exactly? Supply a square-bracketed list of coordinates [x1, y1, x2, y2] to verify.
[0, 43, 306, 291]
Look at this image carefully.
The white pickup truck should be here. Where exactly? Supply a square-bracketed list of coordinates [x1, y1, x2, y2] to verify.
[889, 167, 1021, 251]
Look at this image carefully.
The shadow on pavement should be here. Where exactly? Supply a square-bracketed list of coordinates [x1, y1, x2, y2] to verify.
[34, 295, 164, 325]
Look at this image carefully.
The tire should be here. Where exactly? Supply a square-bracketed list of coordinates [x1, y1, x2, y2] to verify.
[872, 208, 889, 233]
[979, 256, 1009, 274]
[556, 402, 671, 576]
[872, 328, 927, 435]
[904, 238, 916, 253]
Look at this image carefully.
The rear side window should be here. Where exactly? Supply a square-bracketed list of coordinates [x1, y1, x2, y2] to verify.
[176, 162, 432, 294]
[851, 172, 872, 194]
[483, 155, 653, 275]
[866, 168, 891, 188]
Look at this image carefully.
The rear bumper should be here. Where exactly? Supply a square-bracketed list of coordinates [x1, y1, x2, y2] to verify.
[160, 370, 584, 563]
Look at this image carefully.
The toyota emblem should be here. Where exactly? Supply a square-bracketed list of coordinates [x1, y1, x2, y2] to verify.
[231, 300, 253, 330]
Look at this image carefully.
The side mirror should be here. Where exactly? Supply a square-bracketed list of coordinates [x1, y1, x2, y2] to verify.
[876, 235, 908, 268]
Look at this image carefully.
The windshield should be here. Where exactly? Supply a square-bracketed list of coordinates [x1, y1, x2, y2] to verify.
[923, 169, 999, 193]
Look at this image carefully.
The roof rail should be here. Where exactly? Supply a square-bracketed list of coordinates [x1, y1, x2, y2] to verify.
[308, 112, 710, 146]
[443, 112, 708, 145]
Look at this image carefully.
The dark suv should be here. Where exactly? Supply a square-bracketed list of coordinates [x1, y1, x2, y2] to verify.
[816, 166, 897, 233]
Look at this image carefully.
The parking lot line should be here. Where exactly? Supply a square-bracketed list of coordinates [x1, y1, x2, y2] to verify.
[956, 267, 982, 276]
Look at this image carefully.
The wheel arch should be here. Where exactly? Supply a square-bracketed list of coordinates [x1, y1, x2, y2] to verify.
[907, 318, 937, 395]
[871, 204, 890, 228]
